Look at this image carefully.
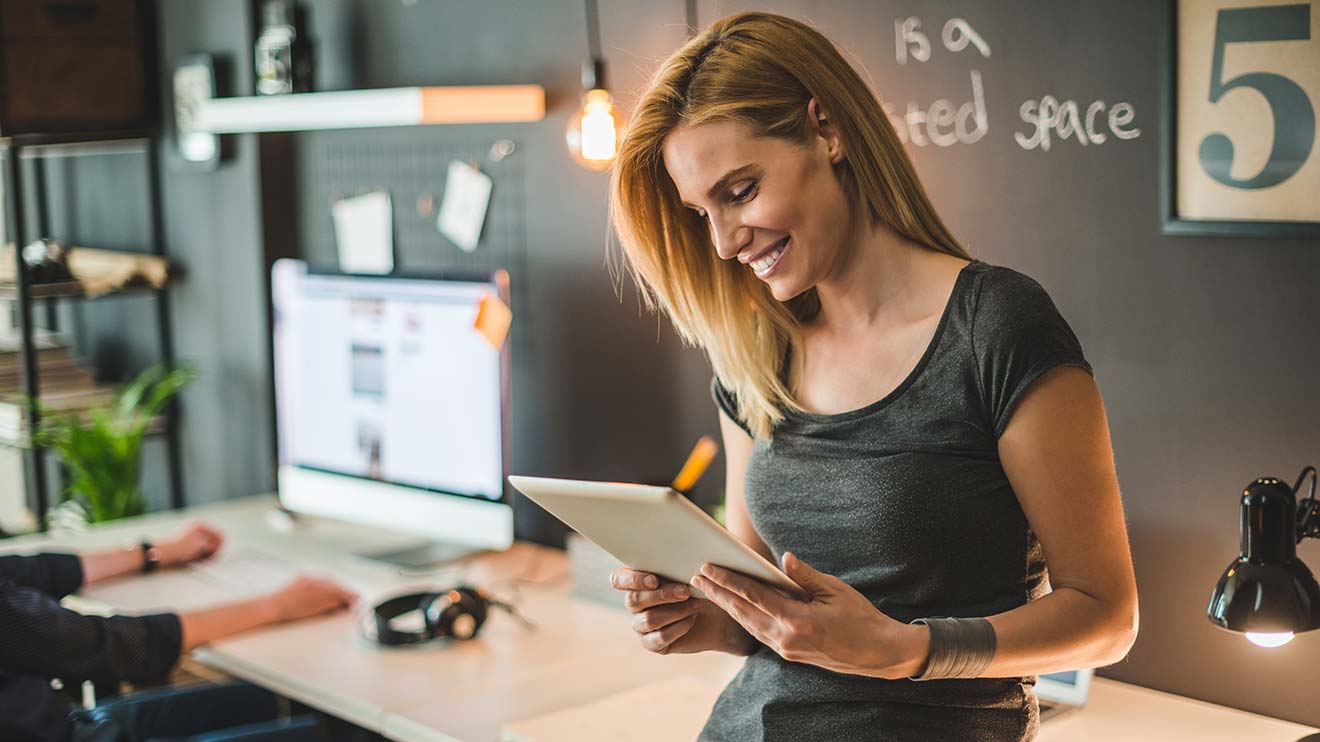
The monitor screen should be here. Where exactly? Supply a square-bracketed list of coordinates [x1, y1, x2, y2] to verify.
[273, 261, 506, 502]
[1041, 671, 1077, 686]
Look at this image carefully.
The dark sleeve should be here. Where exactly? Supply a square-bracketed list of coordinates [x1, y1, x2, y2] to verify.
[0, 552, 84, 599]
[0, 576, 182, 683]
[711, 376, 753, 437]
[972, 268, 1094, 439]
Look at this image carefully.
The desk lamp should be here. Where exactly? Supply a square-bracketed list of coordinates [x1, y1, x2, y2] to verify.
[1207, 466, 1320, 648]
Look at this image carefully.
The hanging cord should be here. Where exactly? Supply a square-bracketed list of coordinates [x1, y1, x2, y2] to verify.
[685, 0, 698, 38]
[1292, 465, 1319, 542]
[585, 0, 602, 59]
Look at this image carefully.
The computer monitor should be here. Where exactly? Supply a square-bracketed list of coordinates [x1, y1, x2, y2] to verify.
[271, 259, 513, 565]
[1036, 668, 1093, 721]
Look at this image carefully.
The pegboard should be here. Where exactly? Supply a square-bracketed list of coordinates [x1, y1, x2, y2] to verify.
[295, 129, 531, 363]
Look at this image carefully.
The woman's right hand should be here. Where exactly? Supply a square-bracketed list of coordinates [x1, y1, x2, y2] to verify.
[181, 575, 357, 651]
[611, 567, 757, 656]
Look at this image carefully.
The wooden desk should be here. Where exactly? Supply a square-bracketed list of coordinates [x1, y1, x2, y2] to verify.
[1038, 678, 1317, 741]
[3, 496, 1315, 741]
[0, 496, 741, 740]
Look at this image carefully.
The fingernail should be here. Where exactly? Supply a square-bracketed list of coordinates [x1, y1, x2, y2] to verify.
[644, 575, 658, 589]
[699, 563, 714, 578]
[673, 585, 690, 599]
[689, 575, 702, 588]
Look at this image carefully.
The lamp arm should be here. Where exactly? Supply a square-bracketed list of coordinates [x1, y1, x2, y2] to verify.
[1293, 466, 1320, 543]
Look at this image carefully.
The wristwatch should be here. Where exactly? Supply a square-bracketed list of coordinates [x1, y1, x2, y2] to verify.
[140, 540, 161, 573]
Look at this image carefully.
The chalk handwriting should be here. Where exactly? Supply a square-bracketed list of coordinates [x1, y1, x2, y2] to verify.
[889, 17, 1137, 151]
[896, 17, 990, 63]
[895, 17, 932, 65]
[883, 70, 988, 147]
[1015, 96, 1142, 150]
[942, 19, 991, 59]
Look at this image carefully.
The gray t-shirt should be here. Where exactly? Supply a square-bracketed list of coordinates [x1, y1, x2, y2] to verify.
[701, 259, 1092, 742]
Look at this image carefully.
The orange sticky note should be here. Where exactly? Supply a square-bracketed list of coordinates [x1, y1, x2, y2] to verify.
[474, 294, 512, 350]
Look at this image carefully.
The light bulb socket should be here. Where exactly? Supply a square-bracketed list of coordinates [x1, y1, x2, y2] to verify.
[1207, 477, 1320, 636]
[582, 58, 606, 91]
[1241, 478, 1299, 564]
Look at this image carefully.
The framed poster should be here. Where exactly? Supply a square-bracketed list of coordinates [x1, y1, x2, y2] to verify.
[1162, 0, 1320, 236]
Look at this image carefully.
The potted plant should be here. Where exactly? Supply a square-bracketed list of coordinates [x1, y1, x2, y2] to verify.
[33, 364, 196, 526]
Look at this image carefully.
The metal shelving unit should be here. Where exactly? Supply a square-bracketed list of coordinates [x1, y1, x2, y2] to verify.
[0, 130, 184, 527]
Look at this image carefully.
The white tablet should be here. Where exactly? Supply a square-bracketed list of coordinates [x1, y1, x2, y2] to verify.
[507, 475, 807, 600]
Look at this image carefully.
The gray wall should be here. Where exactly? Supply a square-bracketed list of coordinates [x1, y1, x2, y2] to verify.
[56, 0, 1320, 727]
[156, 2, 277, 508]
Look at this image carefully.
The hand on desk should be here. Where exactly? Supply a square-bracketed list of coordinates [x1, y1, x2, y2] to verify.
[261, 576, 358, 623]
[180, 576, 357, 652]
[155, 522, 224, 568]
[611, 567, 758, 657]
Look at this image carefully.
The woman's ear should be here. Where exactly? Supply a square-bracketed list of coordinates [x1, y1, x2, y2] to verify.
[807, 97, 845, 164]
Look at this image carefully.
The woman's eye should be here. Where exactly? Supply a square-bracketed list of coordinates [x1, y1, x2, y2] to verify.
[731, 181, 757, 203]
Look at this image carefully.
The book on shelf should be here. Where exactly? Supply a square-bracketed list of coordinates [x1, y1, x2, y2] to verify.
[0, 328, 65, 352]
[0, 362, 96, 393]
[0, 385, 121, 434]
[0, 331, 100, 393]
[0, 331, 72, 370]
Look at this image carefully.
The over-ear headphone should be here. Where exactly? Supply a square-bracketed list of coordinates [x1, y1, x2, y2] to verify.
[369, 586, 491, 646]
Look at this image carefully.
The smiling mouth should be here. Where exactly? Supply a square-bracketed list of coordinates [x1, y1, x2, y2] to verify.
[750, 236, 790, 277]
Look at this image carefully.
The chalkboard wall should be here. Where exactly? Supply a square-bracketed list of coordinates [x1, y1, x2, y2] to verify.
[48, 0, 1316, 727]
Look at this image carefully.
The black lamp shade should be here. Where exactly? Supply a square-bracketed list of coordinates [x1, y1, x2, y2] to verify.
[1207, 478, 1320, 634]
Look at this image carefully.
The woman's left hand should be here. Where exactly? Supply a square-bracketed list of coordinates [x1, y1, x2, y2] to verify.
[691, 551, 929, 680]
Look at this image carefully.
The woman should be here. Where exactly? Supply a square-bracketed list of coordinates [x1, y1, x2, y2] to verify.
[607, 12, 1137, 741]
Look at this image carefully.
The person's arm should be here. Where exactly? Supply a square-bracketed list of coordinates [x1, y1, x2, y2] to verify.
[79, 522, 224, 586]
[0, 578, 182, 683]
[0, 573, 355, 683]
[177, 576, 356, 652]
[720, 409, 775, 564]
[978, 365, 1138, 675]
[716, 408, 770, 656]
[0, 552, 84, 599]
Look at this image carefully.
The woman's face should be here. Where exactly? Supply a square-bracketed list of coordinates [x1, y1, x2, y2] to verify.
[661, 111, 852, 302]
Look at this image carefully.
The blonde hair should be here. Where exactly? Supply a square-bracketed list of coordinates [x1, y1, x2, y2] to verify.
[609, 12, 969, 439]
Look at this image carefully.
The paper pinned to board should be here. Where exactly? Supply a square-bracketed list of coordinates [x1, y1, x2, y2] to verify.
[438, 160, 493, 253]
[332, 191, 395, 274]
[474, 294, 512, 350]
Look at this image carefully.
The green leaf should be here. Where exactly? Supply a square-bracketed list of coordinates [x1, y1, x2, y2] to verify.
[30, 362, 196, 523]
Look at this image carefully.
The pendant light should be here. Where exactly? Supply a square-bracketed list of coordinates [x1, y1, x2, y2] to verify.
[566, 0, 623, 171]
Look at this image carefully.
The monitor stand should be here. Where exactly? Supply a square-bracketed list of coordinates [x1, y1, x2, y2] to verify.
[357, 541, 484, 571]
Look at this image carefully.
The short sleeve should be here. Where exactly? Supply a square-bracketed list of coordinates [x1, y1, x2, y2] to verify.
[972, 268, 1093, 439]
[711, 376, 753, 437]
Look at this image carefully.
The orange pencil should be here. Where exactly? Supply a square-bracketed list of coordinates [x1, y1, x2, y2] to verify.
[672, 435, 719, 492]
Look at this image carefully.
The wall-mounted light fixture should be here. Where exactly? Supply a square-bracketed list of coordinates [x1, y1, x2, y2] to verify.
[1208, 467, 1320, 647]
[565, 0, 623, 171]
